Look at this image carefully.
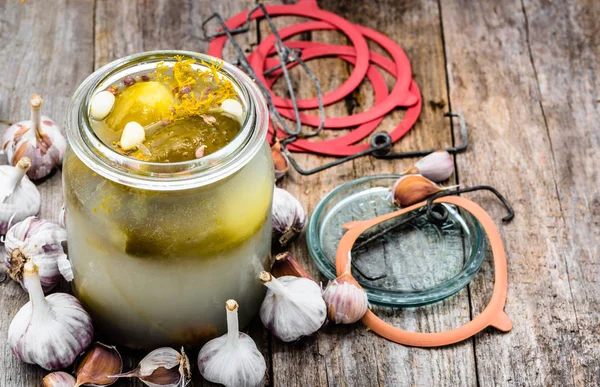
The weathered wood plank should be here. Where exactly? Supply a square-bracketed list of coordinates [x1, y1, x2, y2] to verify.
[271, 0, 477, 386]
[522, 0, 600, 385]
[0, 0, 95, 386]
[440, 0, 595, 385]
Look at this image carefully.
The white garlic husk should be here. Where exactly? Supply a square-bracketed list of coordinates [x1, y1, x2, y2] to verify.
[8, 261, 94, 370]
[0, 157, 41, 235]
[259, 271, 326, 342]
[3, 216, 72, 293]
[322, 269, 369, 324]
[403, 150, 454, 182]
[1, 94, 67, 180]
[271, 188, 306, 247]
[198, 299, 266, 387]
[110, 347, 191, 387]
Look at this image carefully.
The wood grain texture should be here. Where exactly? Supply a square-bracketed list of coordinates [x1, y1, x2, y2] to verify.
[0, 0, 94, 386]
[440, 0, 599, 385]
[1, 0, 599, 386]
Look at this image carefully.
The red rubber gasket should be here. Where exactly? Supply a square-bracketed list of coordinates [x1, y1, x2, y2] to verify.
[252, 21, 419, 127]
[261, 44, 386, 156]
[265, 43, 422, 156]
[207, 1, 369, 110]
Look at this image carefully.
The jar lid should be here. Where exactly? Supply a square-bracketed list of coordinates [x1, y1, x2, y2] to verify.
[306, 175, 488, 307]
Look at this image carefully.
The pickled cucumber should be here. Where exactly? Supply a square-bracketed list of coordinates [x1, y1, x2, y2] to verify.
[105, 81, 175, 131]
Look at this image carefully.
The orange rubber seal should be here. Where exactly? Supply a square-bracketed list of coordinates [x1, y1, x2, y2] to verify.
[335, 196, 512, 347]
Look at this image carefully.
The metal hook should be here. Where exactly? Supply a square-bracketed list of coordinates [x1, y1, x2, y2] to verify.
[373, 112, 468, 159]
[281, 131, 392, 175]
[426, 185, 515, 223]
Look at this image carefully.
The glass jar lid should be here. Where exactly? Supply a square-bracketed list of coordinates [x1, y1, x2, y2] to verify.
[306, 175, 488, 307]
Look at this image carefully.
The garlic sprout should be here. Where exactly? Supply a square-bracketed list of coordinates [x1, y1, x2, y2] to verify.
[3, 216, 72, 293]
[259, 271, 326, 342]
[1, 94, 67, 180]
[0, 157, 40, 235]
[110, 347, 190, 387]
[271, 188, 306, 247]
[8, 261, 94, 370]
[198, 300, 266, 387]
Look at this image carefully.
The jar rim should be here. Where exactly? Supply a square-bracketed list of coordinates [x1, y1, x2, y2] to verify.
[66, 50, 269, 191]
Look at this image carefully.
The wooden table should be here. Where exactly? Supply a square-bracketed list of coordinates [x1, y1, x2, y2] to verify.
[1, 0, 598, 386]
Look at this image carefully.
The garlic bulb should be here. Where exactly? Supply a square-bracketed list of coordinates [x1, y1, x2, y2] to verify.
[403, 150, 454, 182]
[43, 372, 77, 387]
[0, 157, 40, 234]
[8, 262, 94, 370]
[271, 141, 289, 180]
[198, 300, 266, 387]
[391, 175, 456, 207]
[1, 94, 67, 180]
[111, 347, 190, 387]
[3, 216, 72, 293]
[259, 271, 326, 342]
[271, 252, 313, 280]
[272, 188, 306, 247]
[74, 342, 122, 387]
[322, 268, 369, 324]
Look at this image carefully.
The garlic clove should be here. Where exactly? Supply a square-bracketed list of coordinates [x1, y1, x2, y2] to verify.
[110, 347, 190, 387]
[74, 342, 122, 387]
[220, 99, 244, 123]
[391, 175, 448, 207]
[271, 141, 289, 180]
[403, 150, 454, 182]
[1, 95, 67, 180]
[271, 252, 313, 280]
[8, 261, 94, 370]
[259, 271, 326, 342]
[195, 145, 207, 159]
[3, 216, 72, 293]
[271, 188, 306, 247]
[0, 157, 40, 235]
[198, 299, 266, 387]
[43, 372, 76, 387]
[322, 271, 369, 324]
[120, 121, 146, 151]
[90, 91, 116, 121]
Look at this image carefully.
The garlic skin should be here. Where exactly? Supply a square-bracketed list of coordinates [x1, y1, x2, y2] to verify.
[8, 262, 94, 370]
[259, 271, 326, 342]
[271, 141, 289, 180]
[403, 150, 454, 182]
[271, 252, 313, 280]
[74, 342, 122, 387]
[198, 300, 266, 387]
[0, 157, 40, 234]
[322, 271, 369, 324]
[391, 174, 452, 207]
[3, 216, 72, 293]
[43, 372, 77, 387]
[272, 188, 306, 247]
[1, 94, 67, 180]
[110, 347, 191, 387]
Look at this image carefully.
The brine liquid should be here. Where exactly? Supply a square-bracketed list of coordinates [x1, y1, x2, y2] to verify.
[63, 142, 274, 348]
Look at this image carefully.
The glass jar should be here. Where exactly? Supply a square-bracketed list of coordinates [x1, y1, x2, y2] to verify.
[63, 51, 273, 349]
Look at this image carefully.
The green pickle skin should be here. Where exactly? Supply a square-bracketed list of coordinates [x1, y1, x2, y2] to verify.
[63, 141, 274, 348]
